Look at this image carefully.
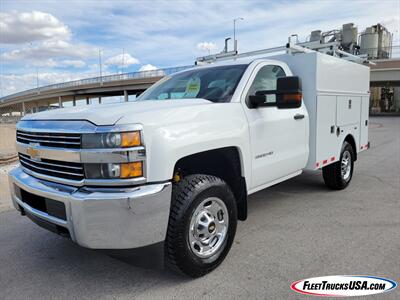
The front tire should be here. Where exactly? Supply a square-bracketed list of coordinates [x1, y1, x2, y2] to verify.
[323, 141, 355, 190]
[165, 174, 237, 277]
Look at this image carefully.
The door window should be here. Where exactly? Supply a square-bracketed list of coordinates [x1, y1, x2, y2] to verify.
[246, 65, 286, 106]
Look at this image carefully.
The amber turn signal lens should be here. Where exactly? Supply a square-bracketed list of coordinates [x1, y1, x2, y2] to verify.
[120, 162, 143, 178]
[283, 93, 302, 102]
[121, 131, 141, 147]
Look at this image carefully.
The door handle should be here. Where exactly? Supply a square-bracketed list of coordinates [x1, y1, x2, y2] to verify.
[294, 114, 304, 120]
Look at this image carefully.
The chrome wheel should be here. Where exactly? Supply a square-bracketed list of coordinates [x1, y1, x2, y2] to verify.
[189, 197, 229, 258]
[341, 150, 352, 181]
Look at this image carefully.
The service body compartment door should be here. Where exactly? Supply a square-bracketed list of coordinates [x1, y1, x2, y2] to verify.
[315, 95, 338, 166]
[336, 96, 361, 126]
[359, 96, 369, 150]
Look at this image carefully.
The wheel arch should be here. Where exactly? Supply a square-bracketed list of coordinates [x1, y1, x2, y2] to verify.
[344, 134, 357, 161]
[173, 146, 248, 221]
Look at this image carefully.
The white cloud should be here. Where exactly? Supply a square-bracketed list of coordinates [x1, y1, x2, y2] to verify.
[60, 60, 86, 68]
[0, 10, 70, 44]
[2, 40, 96, 60]
[197, 42, 218, 53]
[0, 10, 95, 69]
[104, 53, 140, 67]
[1, 40, 97, 67]
[138, 64, 158, 71]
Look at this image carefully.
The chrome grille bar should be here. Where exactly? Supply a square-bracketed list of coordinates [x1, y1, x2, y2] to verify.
[16, 132, 80, 140]
[17, 130, 81, 149]
[19, 154, 83, 170]
[19, 154, 84, 181]
[17, 136, 81, 145]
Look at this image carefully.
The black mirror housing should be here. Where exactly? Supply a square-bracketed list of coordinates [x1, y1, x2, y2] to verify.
[249, 94, 266, 108]
[276, 76, 302, 109]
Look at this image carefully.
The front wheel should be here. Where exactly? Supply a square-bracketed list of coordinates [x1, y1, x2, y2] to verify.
[323, 141, 355, 190]
[165, 174, 237, 277]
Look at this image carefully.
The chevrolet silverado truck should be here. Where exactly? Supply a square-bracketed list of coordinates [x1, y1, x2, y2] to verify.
[8, 47, 370, 277]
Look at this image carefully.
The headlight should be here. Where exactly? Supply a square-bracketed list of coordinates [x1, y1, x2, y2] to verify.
[85, 162, 143, 179]
[82, 131, 141, 149]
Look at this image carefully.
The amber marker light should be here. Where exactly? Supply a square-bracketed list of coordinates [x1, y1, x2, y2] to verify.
[120, 161, 143, 178]
[121, 131, 141, 147]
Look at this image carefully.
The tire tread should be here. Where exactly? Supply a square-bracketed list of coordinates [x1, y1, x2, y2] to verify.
[165, 174, 236, 277]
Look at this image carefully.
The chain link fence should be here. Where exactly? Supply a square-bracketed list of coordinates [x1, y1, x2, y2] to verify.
[0, 103, 23, 124]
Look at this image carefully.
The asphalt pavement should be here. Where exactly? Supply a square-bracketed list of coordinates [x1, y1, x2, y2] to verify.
[0, 117, 399, 299]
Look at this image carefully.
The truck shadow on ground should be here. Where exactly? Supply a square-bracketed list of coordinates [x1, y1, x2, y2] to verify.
[98, 170, 327, 272]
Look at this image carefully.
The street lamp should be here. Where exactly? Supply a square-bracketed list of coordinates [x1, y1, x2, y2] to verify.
[233, 17, 244, 52]
[98, 49, 103, 85]
[29, 43, 39, 89]
[121, 48, 125, 73]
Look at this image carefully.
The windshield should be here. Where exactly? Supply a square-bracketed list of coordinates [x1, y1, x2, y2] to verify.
[137, 64, 248, 102]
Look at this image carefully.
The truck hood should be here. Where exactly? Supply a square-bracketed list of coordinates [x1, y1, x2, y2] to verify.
[22, 99, 212, 126]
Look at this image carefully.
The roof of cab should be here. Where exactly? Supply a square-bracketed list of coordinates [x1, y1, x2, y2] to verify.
[173, 57, 284, 75]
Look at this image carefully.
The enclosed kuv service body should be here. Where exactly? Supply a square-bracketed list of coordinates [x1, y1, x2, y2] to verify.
[274, 52, 370, 169]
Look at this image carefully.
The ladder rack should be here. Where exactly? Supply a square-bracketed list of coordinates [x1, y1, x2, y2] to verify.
[195, 39, 372, 65]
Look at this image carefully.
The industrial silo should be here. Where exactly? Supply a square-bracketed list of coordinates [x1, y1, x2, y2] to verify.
[360, 24, 392, 59]
[360, 26, 379, 59]
[341, 23, 358, 53]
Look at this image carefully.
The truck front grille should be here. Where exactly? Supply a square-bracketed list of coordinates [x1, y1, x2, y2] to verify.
[19, 153, 84, 181]
[17, 130, 81, 149]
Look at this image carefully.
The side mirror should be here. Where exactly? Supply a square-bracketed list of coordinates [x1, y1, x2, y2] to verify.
[276, 76, 302, 109]
[248, 76, 302, 109]
[248, 94, 266, 108]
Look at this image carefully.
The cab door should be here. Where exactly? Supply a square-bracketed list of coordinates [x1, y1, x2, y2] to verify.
[242, 62, 308, 190]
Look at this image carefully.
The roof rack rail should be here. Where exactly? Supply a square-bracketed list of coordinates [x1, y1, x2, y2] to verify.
[195, 36, 372, 65]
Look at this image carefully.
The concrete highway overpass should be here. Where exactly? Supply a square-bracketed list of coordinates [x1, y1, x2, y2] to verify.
[0, 66, 191, 115]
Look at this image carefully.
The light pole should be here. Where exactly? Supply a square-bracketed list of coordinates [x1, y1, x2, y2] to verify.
[36, 68, 39, 89]
[29, 43, 40, 89]
[122, 48, 125, 73]
[233, 17, 244, 52]
[98, 49, 103, 85]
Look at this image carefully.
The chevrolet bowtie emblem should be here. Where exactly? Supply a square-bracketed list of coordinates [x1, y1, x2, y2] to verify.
[27, 143, 40, 160]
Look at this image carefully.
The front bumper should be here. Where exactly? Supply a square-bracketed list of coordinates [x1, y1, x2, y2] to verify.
[8, 167, 172, 249]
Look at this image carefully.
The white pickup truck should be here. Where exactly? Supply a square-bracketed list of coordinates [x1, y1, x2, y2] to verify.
[8, 46, 370, 277]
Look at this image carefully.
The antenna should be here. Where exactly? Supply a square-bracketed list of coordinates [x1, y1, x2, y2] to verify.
[233, 17, 244, 52]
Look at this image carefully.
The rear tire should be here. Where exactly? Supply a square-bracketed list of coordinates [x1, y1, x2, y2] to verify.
[323, 141, 354, 190]
[165, 174, 237, 277]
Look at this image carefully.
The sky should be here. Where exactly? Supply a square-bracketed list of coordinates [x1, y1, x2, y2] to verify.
[0, 0, 399, 97]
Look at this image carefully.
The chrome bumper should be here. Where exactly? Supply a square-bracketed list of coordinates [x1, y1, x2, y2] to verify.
[8, 167, 172, 249]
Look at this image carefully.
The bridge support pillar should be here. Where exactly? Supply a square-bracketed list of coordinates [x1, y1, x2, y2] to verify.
[73, 96, 76, 106]
[58, 96, 63, 108]
[99, 97, 102, 104]
[124, 90, 128, 102]
[86, 97, 90, 105]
